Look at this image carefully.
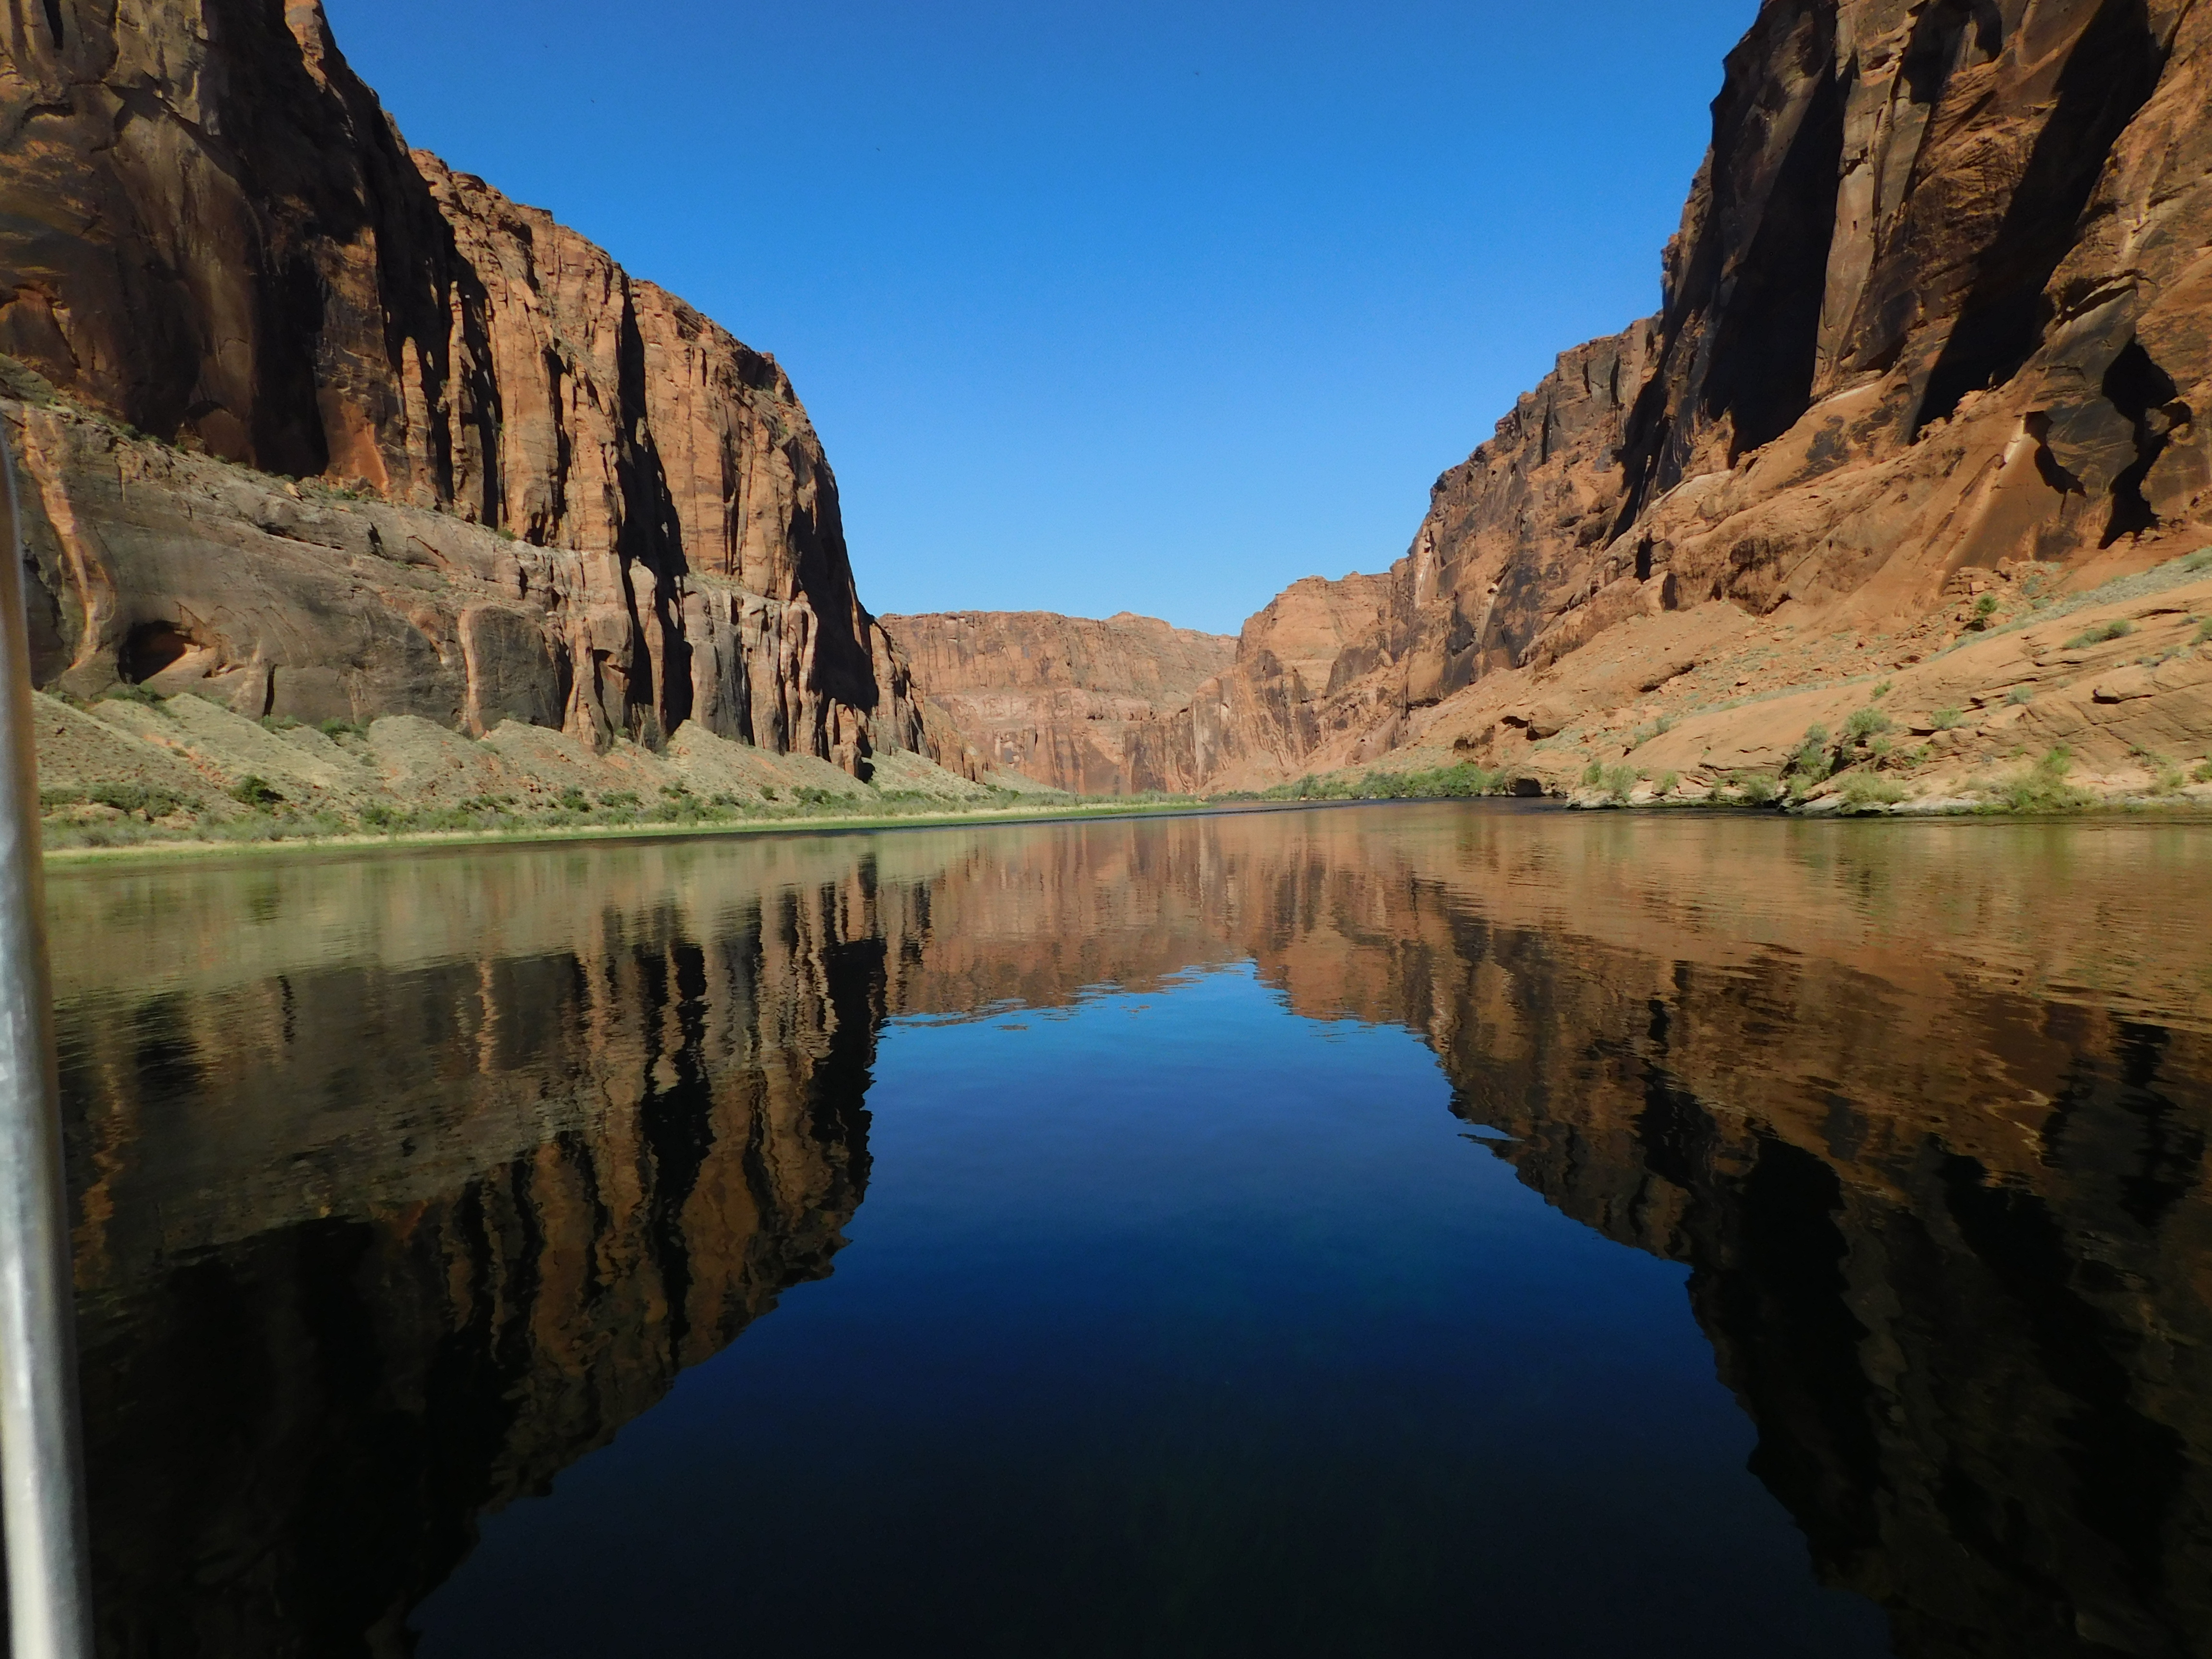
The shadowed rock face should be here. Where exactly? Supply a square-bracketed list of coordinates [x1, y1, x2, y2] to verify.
[0, 0, 921, 769]
[1129, 0, 2212, 793]
[880, 611, 1235, 793]
[54, 812, 2212, 1655]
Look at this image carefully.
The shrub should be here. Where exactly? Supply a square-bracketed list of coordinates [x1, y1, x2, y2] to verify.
[1735, 773, 1781, 806]
[98, 683, 168, 709]
[1969, 595, 2000, 627]
[259, 714, 301, 733]
[1626, 716, 1675, 750]
[1844, 706, 1893, 742]
[1785, 725, 1833, 781]
[1656, 771, 1680, 798]
[2195, 761, 2212, 785]
[229, 775, 283, 807]
[2153, 767, 2187, 797]
[1839, 774, 1907, 811]
[1870, 681, 1894, 700]
[2194, 620, 2212, 647]
[88, 782, 193, 818]
[598, 790, 641, 809]
[1581, 760, 1605, 788]
[319, 718, 368, 740]
[2006, 685, 2034, 706]
[2063, 618, 2135, 649]
[2185, 548, 2212, 573]
[1992, 747, 2092, 814]
[1601, 764, 1638, 804]
[1351, 763, 1505, 800]
[1932, 707, 1964, 730]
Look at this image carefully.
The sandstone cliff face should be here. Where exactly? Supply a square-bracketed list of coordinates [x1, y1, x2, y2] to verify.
[0, 0, 919, 770]
[880, 611, 1233, 794]
[1131, 0, 2212, 794]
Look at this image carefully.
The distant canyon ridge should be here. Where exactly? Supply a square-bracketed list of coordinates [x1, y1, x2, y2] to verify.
[880, 612, 1233, 796]
[6, 0, 2212, 809]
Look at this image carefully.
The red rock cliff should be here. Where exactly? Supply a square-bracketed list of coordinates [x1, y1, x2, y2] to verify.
[0, 0, 920, 769]
[1130, 0, 2212, 793]
[882, 610, 1234, 794]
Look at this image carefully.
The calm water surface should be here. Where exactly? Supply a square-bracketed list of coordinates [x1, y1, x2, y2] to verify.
[42, 805, 2212, 1657]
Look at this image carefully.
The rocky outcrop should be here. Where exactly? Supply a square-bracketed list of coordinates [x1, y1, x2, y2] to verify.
[0, 0, 921, 771]
[880, 610, 1233, 793]
[1131, 0, 2212, 795]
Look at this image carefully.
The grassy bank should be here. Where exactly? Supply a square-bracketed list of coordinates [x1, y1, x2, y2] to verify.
[38, 792, 1240, 866]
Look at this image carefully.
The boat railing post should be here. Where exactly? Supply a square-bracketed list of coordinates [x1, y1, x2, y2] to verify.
[0, 417, 93, 1659]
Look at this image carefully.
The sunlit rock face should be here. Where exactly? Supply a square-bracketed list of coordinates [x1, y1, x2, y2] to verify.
[1130, 0, 2212, 792]
[880, 612, 1235, 795]
[53, 812, 2212, 1655]
[0, 0, 920, 768]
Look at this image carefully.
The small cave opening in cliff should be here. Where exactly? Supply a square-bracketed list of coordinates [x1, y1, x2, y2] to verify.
[1913, 0, 2166, 438]
[119, 621, 197, 685]
[2101, 340, 2188, 546]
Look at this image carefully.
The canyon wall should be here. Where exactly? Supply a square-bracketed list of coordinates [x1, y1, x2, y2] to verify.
[880, 611, 1233, 793]
[1130, 0, 2212, 793]
[0, 0, 923, 770]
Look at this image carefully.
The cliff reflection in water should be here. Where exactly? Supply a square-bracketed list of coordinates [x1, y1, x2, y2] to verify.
[48, 809, 2212, 1657]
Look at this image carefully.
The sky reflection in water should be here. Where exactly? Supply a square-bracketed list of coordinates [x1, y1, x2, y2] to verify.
[414, 965, 1882, 1657]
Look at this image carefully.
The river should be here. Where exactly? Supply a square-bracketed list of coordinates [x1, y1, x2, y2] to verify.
[46, 805, 2212, 1657]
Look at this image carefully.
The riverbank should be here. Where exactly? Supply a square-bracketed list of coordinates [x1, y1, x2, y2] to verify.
[38, 794, 1260, 868]
[50, 781, 2212, 875]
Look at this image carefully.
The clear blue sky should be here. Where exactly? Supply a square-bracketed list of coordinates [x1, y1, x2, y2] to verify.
[323, 0, 1758, 635]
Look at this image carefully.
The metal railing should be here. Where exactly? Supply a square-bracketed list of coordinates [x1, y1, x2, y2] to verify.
[0, 421, 93, 1659]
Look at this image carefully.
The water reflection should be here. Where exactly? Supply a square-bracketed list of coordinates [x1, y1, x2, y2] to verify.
[46, 809, 2212, 1657]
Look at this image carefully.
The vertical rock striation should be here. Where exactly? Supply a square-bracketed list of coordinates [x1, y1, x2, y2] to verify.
[880, 611, 1234, 793]
[0, 0, 921, 769]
